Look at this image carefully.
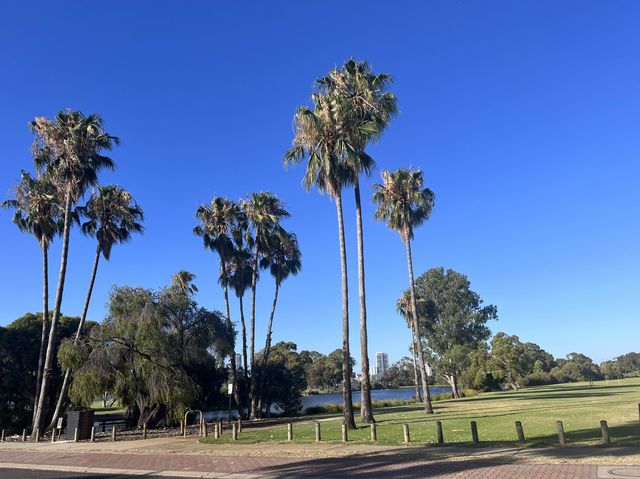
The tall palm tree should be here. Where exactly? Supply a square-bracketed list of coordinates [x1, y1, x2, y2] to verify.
[227, 244, 254, 376]
[397, 291, 423, 403]
[30, 110, 118, 432]
[193, 197, 245, 413]
[2, 170, 63, 424]
[241, 192, 290, 420]
[284, 93, 357, 429]
[372, 167, 435, 414]
[318, 59, 398, 423]
[257, 229, 301, 409]
[48, 185, 143, 428]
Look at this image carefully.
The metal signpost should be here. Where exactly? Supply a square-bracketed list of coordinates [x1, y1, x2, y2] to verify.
[227, 382, 234, 427]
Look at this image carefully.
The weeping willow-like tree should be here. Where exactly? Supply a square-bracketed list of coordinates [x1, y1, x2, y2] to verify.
[49, 185, 143, 429]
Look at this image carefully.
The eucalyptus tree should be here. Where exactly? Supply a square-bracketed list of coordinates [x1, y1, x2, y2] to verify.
[396, 291, 423, 403]
[49, 185, 143, 428]
[30, 110, 118, 432]
[372, 167, 435, 414]
[241, 192, 290, 420]
[193, 197, 244, 412]
[317, 59, 398, 423]
[257, 229, 301, 409]
[2, 170, 63, 422]
[284, 93, 357, 429]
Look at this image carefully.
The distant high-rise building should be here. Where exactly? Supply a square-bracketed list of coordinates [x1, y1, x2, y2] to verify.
[376, 352, 390, 376]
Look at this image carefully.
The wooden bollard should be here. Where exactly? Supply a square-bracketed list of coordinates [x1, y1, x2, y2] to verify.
[51, 429, 56, 443]
[341, 422, 348, 442]
[73, 428, 78, 443]
[142, 422, 147, 440]
[470, 421, 479, 444]
[370, 423, 377, 442]
[403, 424, 411, 444]
[180, 419, 184, 435]
[213, 422, 219, 439]
[35, 429, 40, 442]
[515, 421, 525, 442]
[287, 423, 293, 441]
[90, 427, 96, 442]
[600, 420, 610, 444]
[112, 426, 117, 442]
[218, 419, 223, 436]
[1, 429, 4, 442]
[556, 421, 566, 445]
[232, 422, 238, 441]
[203, 422, 208, 438]
[436, 421, 444, 445]
[22, 429, 27, 442]
[315, 422, 321, 442]
[237, 418, 242, 433]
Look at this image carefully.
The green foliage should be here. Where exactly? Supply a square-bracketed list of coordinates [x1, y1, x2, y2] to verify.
[0, 313, 83, 431]
[68, 274, 234, 427]
[255, 342, 307, 415]
[376, 357, 415, 388]
[550, 353, 602, 383]
[301, 349, 356, 391]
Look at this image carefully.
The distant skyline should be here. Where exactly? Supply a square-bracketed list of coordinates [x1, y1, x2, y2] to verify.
[1, 1, 639, 365]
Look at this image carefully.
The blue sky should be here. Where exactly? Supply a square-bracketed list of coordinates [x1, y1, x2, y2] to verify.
[1, 1, 639, 366]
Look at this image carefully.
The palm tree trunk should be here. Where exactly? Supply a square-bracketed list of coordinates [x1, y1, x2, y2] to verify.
[404, 235, 433, 414]
[249, 245, 260, 420]
[353, 180, 374, 424]
[32, 242, 50, 425]
[410, 326, 423, 402]
[239, 295, 248, 376]
[48, 243, 101, 430]
[257, 282, 279, 416]
[221, 260, 244, 417]
[33, 193, 73, 434]
[335, 192, 356, 429]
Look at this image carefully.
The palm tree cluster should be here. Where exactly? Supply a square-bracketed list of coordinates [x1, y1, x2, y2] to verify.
[3, 110, 144, 434]
[285, 59, 437, 425]
[193, 193, 301, 419]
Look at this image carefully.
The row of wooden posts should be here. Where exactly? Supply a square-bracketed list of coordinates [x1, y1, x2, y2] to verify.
[196, 418, 615, 446]
[3, 404, 635, 444]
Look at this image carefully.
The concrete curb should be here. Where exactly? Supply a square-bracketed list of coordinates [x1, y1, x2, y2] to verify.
[0, 462, 268, 478]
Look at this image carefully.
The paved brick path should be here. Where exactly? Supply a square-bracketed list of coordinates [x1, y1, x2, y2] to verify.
[0, 449, 601, 478]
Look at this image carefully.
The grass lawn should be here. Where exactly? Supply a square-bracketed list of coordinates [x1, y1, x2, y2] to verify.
[201, 378, 640, 447]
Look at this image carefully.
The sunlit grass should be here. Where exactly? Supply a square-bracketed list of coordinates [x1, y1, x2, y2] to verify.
[201, 378, 640, 447]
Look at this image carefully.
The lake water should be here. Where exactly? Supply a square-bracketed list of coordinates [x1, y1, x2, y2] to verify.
[203, 386, 454, 420]
[301, 386, 453, 410]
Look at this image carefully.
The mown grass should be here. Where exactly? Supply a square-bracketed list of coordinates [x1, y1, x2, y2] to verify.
[201, 378, 640, 447]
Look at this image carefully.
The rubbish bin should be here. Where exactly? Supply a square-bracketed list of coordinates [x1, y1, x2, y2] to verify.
[66, 409, 94, 440]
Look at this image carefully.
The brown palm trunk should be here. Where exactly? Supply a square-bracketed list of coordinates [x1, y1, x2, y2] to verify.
[48, 243, 101, 429]
[410, 325, 423, 402]
[32, 242, 50, 425]
[221, 260, 244, 416]
[354, 180, 374, 424]
[249, 244, 260, 419]
[239, 295, 248, 376]
[335, 192, 356, 429]
[257, 282, 279, 416]
[33, 193, 73, 433]
[404, 234, 433, 414]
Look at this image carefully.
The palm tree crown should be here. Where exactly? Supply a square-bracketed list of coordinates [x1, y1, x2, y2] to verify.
[241, 192, 290, 246]
[78, 185, 144, 260]
[30, 110, 119, 200]
[260, 230, 302, 287]
[2, 171, 63, 248]
[284, 93, 354, 196]
[372, 167, 435, 241]
[193, 197, 244, 261]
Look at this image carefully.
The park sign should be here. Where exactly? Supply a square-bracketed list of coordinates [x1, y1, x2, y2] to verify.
[227, 382, 234, 395]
